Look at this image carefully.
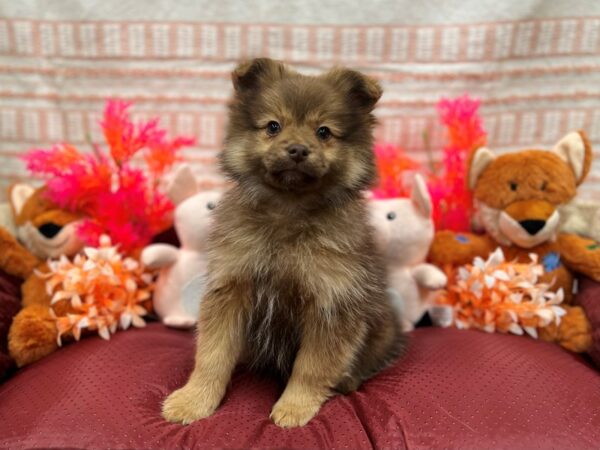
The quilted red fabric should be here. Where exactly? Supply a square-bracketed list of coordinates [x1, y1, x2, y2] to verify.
[0, 323, 599, 449]
[0, 270, 21, 381]
[577, 276, 600, 369]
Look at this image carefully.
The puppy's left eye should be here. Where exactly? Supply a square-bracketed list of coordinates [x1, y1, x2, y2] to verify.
[266, 121, 281, 136]
[316, 126, 331, 140]
[387, 212, 396, 220]
[207, 202, 216, 210]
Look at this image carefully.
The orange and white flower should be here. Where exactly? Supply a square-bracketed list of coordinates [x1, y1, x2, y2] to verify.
[39, 235, 154, 345]
[435, 248, 565, 338]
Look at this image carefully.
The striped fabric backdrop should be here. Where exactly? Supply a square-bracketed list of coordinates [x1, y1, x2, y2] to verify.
[1, 1, 600, 199]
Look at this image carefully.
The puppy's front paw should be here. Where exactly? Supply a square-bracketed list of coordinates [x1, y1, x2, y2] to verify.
[162, 385, 219, 425]
[270, 398, 321, 428]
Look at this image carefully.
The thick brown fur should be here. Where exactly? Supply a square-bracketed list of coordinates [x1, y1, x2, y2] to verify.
[162, 58, 405, 428]
[429, 131, 598, 353]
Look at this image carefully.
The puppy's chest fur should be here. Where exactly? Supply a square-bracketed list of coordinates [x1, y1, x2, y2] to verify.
[226, 212, 323, 377]
[209, 192, 374, 377]
[245, 271, 303, 377]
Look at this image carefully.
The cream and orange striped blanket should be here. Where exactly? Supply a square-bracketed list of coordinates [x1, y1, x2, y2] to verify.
[1, 0, 600, 199]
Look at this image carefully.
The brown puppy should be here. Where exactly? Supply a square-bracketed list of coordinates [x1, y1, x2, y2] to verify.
[162, 58, 405, 428]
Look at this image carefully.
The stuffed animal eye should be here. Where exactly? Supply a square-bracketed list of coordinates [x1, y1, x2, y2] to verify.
[509, 182, 518, 191]
[316, 126, 331, 140]
[387, 212, 396, 220]
[207, 202, 216, 210]
[541, 181, 547, 191]
[266, 121, 281, 136]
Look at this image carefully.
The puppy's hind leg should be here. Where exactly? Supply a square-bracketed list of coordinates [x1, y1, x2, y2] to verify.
[162, 282, 248, 425]
[270, 316, 367, 428]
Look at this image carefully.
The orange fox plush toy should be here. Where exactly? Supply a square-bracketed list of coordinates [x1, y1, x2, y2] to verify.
[3, 184, 83, 367]
[429, 130, 599, 352]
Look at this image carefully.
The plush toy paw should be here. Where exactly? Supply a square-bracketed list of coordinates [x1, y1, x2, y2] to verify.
[429, 231, 478, 266]
[556, 306, 593, 353]
[163, 315, 196, 329]
[539, 306, 592, 353]
[162, 384, 220, 425]
[8, 304, 58, 367]
[0, 226, 40, 279]
[413, 264, 447, 290]
[270, 397, 321, 428]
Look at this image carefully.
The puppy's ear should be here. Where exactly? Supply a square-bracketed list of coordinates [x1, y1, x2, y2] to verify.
[550, 130, 592, 185]
[468, 146, 496, 190]
[232, 58, 287, 92]
[324, 67, 383, 111]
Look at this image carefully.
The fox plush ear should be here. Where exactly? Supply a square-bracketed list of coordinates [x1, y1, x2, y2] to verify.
[468, 147, 496, 190]
[232, 58, 287, 92]
[411, 174, 432, 217]
[167, 165, 198, 205]
[551, 130, 592, 185]
[8, 183, 35, 219]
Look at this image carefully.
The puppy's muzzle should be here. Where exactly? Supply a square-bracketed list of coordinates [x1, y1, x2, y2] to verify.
[287, 144, 311, 163]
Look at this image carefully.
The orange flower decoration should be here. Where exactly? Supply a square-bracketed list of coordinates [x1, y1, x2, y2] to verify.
[40, 235, 154, 344]
[435, 248, 566, 338]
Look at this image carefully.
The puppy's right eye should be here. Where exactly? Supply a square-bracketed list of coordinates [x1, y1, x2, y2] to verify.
[387, 212, 396, 220]
[316, 126, 331, 141]
[266, 121, 281, 136]
[509, 182, 518, 191]
[207, 202, 216, 210]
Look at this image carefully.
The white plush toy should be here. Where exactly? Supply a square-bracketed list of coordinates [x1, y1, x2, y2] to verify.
[559, 198, 600, 243]
[369, 174, 447, 331]
[141, 165, 221, 328]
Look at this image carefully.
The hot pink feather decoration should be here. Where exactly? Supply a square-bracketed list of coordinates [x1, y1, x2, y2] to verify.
[428, 94, 487, 231]
[22, 100, 195, 252]
[371, 94, 486, 231]
[371, 143, 421, 199]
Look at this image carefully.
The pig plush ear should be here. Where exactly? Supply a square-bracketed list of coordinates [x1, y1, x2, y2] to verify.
[551, 130, 592, 185]
[9, 183, 35, 219]
[411, 174, 432, 217]
[167, 164, 198, 205]
[468, 146, 496, 190]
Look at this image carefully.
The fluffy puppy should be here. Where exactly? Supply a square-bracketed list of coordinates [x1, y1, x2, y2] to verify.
[162, 58, 405, 428]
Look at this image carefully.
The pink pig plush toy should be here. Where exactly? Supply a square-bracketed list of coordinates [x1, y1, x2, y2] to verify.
[141, 165, 221, 328]
[369, 175, 448, 331]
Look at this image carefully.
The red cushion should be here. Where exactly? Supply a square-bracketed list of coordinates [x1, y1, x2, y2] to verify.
[0, 324, 599, 449]
[577, 277, 600, 368]
[0, 270, 21, 381]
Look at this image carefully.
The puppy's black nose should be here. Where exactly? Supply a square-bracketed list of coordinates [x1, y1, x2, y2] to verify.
[38, 222, 62, 239]
[519, 220, 546, 235]
[287, 144, 310, 163]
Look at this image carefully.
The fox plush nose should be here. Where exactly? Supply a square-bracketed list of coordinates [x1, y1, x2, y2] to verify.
[38, 222, 62, 239]
[519, 219, 546, 235]
[504, 200, 556, 236]
[287, 144, 310, 163]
